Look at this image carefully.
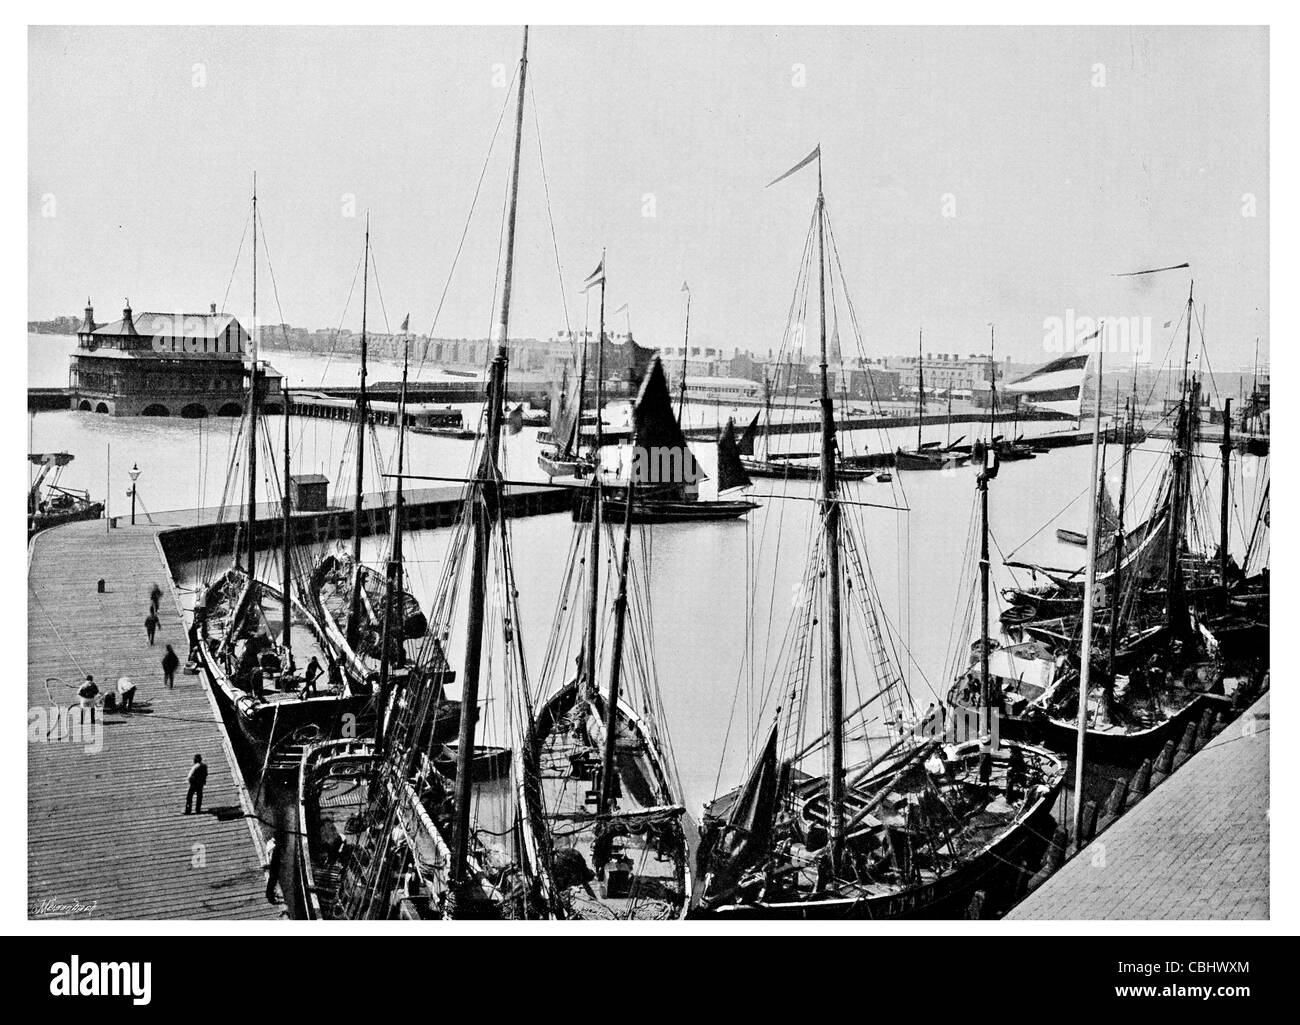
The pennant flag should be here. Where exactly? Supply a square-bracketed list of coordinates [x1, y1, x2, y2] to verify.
[581, 258, 605, 293]
[1004, 353, 1091, 417]
[681, 281, 691, 293]
[766, 144, 820, 188]
[612, 302, 629, 316]
[1112, 262, 1190, 278]
[400, 313, 410, 332]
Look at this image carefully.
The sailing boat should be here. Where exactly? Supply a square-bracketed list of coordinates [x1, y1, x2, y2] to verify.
[895, 329, 969, 471]
[976, 287, 1229, 765]
[196, 183, 360, 757]
[575, 348, 760, 524]
[518, 302, 692, 919]
[28, 452, 102, 538]
[308, 224, 438, 700]
[696, 148, 1064, 919]
[299, 27, 547, 920]
[740, 371, 874, 482]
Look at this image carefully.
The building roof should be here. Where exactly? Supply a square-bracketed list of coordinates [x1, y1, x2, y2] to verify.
[97, 311, 244, 340]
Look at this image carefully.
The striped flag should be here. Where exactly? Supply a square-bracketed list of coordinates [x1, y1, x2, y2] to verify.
[581, 258, 605, 293]
[1004, 353, 1091, 417]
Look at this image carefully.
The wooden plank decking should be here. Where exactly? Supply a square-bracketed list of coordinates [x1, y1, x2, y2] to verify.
[27, 520, 279, 920]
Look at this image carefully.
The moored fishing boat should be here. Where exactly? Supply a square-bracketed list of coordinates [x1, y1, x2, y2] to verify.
[695, 146, 1063, 920]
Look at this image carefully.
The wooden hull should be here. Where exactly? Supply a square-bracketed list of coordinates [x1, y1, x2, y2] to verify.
[741, 458, 873, 481]
[197, 568, 366, 760]
[28, 501, 103, 539]
[520, 681, 691, 920]
[573, 493, 758, 524]
[699, 744, 1065, 920]
[894, 449, 969, 471]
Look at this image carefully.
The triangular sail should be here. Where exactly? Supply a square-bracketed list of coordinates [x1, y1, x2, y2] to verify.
[716, 417, 753, 492]
[701, 723, 782, 905]
[632, 357, 705, 488]
[737, 411, 761, 456]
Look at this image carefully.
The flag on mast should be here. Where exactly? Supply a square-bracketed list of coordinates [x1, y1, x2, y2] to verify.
[1004, 353, 1092, 417]
[400, 313, 410, 332]
[581, 258, 605, 293]
[766, 144, 820, 188]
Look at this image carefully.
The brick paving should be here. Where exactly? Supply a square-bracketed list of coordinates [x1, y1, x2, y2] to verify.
[1008, 693, 1269, 920]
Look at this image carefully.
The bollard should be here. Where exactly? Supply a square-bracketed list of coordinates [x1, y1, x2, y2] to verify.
[1044, 826, 1069, 872]
[96, 578, 105, 593]
[1104, 778, 1128, 817]
[1178, 720, 1199, 756]
[1080, 800, 1100, 844]
[1155, 739, 1176, 776]
[1195, 708, 1216, 749]
[1131, 758, 1153, 797]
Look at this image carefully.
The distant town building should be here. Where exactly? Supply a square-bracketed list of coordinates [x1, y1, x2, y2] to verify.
[70, 300, 280, 417]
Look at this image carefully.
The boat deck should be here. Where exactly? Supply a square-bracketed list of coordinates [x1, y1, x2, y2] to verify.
[537, 700, 686, 920]
[27, 520, 277, 920]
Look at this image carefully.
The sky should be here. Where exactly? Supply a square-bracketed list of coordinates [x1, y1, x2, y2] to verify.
[28, 25, 1268, 369]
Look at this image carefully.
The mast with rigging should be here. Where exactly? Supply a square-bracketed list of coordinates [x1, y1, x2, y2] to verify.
[450, 25, 529, 889]
[348, 216, 371, 647]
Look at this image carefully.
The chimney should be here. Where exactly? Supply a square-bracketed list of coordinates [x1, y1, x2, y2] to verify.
[210, 302, 217, 315]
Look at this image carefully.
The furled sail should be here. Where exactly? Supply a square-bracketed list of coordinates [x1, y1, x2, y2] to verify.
[700, 724, 783, 907]
[549, 361, 580, 459]
[716, 418, 753, 493]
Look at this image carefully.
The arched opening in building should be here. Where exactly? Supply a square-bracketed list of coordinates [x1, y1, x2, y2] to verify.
[180, 403, 208, 419]
[94, 402, 109, 414]
[141, 404, 169, 417]
[216, 402, 243, 417]
[77, 400, 92, 412]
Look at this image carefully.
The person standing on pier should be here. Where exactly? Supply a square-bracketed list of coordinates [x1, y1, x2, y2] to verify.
[149, 582, 162, 612]
[77, 674, 99, 724]
[144, 608, 159, 646]
[264, 834, 283, 904]
[184, 754, 207, 814]
[161, 644, 179, 688]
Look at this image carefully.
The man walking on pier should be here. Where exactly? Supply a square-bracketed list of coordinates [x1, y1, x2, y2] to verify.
[144, 609, 159, 646]
[185, 753, 207, 814]
[161, 644, 179, 689]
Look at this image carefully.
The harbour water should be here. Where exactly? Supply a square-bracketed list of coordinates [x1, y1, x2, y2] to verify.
[31, 334, 1266, 816]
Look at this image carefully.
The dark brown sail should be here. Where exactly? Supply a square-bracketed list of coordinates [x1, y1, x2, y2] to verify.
[717, 417, 753, 493]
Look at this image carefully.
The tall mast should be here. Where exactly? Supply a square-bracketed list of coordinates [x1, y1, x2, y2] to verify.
[582, 252, 606, 702]
[245, 175, 259, 579]
[281, 380, 292, 656]
[1072, 346, 1104, 850]
[451, 25, 528, 889]
[677, 286, 691, 422]
[915, 328, 924, 451]
[1220, 397, 1233, 594]
[1106, 397, 1132, 704]
[977, 451, 992, 735]
[815, 154, 846, 878]
[599, 438, 636, 816]
[348, 216, 370, 645]
[377, 339, 410, 756]
[1166, 281, 1194, 629]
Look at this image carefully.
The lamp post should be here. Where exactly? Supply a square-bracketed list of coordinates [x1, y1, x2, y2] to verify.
[128, 462, 141, 526]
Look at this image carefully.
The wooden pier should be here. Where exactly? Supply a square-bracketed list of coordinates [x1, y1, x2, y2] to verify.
[1008, 692, 1269, 920]
[28, 521, 277, 920]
